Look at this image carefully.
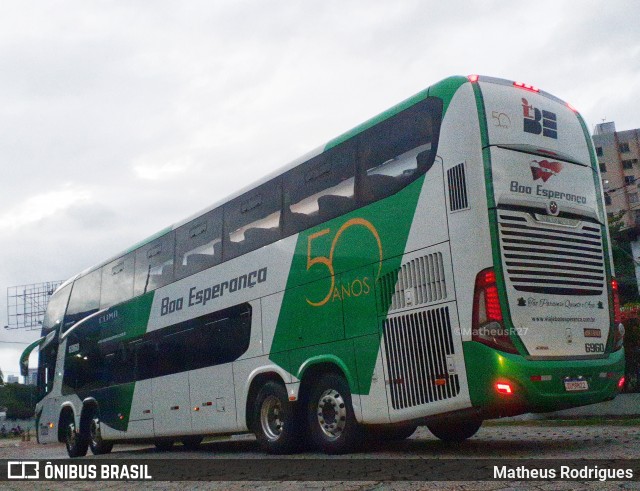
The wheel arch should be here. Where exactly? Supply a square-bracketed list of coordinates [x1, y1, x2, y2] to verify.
[244, 368, 289, 431]
[297, 357, 352, 407]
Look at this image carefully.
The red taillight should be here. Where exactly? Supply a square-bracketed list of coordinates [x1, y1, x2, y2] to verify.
[612, 279, 621, 324]
[513, 81, 539, 92]
[495, 382, 514, 395]
[468, 74, 480, 83]
[618, 376, 625, 390]
[472, 268, 517, 354]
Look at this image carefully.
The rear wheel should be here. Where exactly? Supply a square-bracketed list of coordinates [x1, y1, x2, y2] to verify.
[427, 418, 482, 443]
[253, 381, 301, 454]
[64, 413, 88, 458]
[88, 410, 113, 455]
[307, 373, 362, 454]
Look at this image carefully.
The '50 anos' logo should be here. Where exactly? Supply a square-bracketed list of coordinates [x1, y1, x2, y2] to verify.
[306, 218, 382, 307]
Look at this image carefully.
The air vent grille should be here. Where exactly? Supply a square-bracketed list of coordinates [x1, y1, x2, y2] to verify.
[383, 306, 459, 410]
[379, 252, 447, 312]
[499, 212, 605, 296]
[447, 162, 469, 211]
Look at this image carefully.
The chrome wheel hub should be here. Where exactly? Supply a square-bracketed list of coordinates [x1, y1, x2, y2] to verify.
[316, 388, 347, 440]
[260, 395, 283, 441]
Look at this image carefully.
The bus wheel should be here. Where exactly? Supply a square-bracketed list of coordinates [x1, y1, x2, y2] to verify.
[308, 373, 362, 454]
[253, 381, 301, 454]
[182, 436, 203, 450]
[366, 423, 418, 442]
[154, 439, 175, 451]
[64, 415, 88, 458]
[89, 413, 113, 455]
[427, 418, 482, 443]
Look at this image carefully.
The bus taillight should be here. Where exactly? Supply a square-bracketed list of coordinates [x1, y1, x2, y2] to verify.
[472, 268, 518, 354]
[612, 279, 621, 324]
[467, 74, 480, 83]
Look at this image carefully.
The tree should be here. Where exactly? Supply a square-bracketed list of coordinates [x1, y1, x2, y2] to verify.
[608, 211, 640, 304]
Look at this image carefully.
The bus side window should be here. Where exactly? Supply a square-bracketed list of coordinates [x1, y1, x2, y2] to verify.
[100, 253, 135, 309]
[64, 269, 102, 333]
[357, 97, 442, 203]
[283, 140, 357, 236]
[223, 179, 283, 261]
[134, 232, 175, 296]
[175, 208, 223, 280]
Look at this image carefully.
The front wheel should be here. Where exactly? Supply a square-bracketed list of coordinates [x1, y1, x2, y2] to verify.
[427, 417, 482, 443]
[253, 381, 301, 454]
[89, 415, 113, 455]
[307, 373, 363, 454]
[64, 416, 88, 458]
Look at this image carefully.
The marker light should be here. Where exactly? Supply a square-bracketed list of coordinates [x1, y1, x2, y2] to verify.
[468, 74, 480, 83]
[513, 81, 540, 93]
[618, 376, 626, 390]
[495, 383, 514, 395]
[48, 422, 54, 429]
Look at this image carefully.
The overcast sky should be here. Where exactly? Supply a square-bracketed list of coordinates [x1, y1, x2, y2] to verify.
[1, 1, 639, 380]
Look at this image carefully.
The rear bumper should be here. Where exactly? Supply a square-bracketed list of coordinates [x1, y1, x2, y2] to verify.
[463, 341, 624, 418]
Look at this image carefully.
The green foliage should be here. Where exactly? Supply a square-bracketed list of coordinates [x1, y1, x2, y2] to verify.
[623, 317, 640, 393]
[608, 212, 640, 304]
[0, 384, 36, 420]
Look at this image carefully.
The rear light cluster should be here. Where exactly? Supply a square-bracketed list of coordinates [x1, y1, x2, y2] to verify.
[472, 268, 518, 354]
[612, 279, 625, 351]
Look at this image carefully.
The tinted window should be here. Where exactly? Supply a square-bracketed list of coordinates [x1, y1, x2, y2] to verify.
[357, 97, 441, 204]
[175, 209, 223, 280]
[100, 253, 134, 308]
[134, 233, 175, 296]
[63, 303, 252, 392]
[42, 284, 72, 334]
[64, 269, 102, 332]
[224, 180, 282, 260]
[283, 140, 357, 236]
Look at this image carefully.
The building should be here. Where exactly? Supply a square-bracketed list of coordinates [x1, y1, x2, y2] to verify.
[6, 375, 18, 384]
[595, 122, 640, 227]
[26, 368, 38, 386]
[594, 122, 640, 294]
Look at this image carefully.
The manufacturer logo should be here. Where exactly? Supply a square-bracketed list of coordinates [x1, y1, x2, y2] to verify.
[547, 200, 559, 216]
[8, 461, 39, 479]
[522, 98, 558, 139]
[530, 159, 563, 182]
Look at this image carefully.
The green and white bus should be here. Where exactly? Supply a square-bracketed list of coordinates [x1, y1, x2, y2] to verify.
[21, 75, 625, 457]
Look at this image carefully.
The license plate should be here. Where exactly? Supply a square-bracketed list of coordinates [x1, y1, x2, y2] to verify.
[564, 379, 588, 392]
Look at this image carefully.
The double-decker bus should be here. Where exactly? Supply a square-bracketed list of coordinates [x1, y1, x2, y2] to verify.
[21, 75, 625, 457]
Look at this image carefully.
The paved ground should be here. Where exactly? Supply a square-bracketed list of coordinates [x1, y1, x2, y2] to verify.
[1, 424, 639, 490]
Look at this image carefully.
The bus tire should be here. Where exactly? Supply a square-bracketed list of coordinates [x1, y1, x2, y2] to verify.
[88, 411, 113, 455]
[307, 373, 363, 454]
[366, 423, 418, 442]
[63, 413, 88, 458]
[427, 417, 482, 443]
[154, 439, 175, 451]
[182, 436, 203, 450]
[253, 381, 301, 454]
